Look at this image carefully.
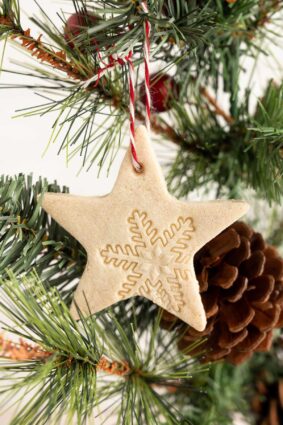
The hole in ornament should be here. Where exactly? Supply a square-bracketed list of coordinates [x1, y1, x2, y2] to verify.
[134, 162, 144, 174]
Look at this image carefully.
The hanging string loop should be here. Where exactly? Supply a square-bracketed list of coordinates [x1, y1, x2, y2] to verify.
[82, 2, 151, 172]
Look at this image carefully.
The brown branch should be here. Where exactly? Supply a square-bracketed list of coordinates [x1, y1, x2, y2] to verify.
[136, 110, 180, 144]
[200, 86, 234, 125]
[97, 356, 130, 376]
[11, 29, 88, 80]
[0, 335, 52, 361]
[0, 16, 14, 26]
[0, 335, 130, 377]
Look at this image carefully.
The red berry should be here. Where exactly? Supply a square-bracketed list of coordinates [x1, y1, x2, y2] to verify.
[64, 12, 100, 48]
[140, 73, 179, 113]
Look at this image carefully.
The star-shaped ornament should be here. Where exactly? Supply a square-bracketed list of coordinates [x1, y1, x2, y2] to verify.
[41, 126, 249, 331]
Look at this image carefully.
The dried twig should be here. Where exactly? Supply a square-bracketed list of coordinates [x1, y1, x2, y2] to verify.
[0, 335, 130, 377]
[0, 335, 52, 361]
[12, 29, 86, 80]
[200, 86, 234, 125]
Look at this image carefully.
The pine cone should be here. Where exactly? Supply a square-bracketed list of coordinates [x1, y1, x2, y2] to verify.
[252, 378, 283, 425]
[162, 222, 283, 364]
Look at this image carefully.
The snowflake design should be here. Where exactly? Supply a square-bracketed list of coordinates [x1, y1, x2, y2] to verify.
[100, 210, 195, 313]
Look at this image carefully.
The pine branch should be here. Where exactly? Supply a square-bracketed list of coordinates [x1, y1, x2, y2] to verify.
[13, 29, 88, 79]
[2, 20, 183, 144]
[0, 175, 86, 302]
[0, 0, 20, 36]
[0, 23, 234, 163]
[0, 335, 130, 376]
[168, 81, 283, 203]
[0, 270, 207, 425]
[247, 80, 283, 202]
[0, 1, 216, 170]
[182, 362, 252, 425]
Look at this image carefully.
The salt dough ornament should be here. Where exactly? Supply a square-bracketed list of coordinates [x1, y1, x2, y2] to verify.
[41, 126, 249, 331]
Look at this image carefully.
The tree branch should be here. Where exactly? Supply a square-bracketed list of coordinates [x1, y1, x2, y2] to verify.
[0, 335, 130, 377]
[3, 25, 233, 151]
[200, 86, 234, 125]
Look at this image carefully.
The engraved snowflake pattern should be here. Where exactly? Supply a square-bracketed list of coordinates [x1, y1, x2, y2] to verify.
[100, 210, 195, 313]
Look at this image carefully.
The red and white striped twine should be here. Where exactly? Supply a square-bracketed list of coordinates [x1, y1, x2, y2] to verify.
[128, 1, 151, 171]
[127, 54, 141, 171]
[82, 1, 151, 173]
[141, 1, 151, 133]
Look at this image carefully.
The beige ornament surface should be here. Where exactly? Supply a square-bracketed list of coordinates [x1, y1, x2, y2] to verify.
[41, 126, 249, 331]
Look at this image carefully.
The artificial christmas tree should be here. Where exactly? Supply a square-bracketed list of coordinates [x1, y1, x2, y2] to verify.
[0, 1, 283, 424]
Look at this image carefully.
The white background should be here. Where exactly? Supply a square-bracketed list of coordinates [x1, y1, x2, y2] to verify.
[0, 1, 282, 424]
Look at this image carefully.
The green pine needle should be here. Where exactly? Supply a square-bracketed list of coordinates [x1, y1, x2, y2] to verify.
[0, 175, 86, 302]
[0, 271, 208, 425]
[167, 81, 283, 203]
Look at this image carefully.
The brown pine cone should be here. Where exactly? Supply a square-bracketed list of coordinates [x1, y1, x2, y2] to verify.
[162, 222, 283, 364]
